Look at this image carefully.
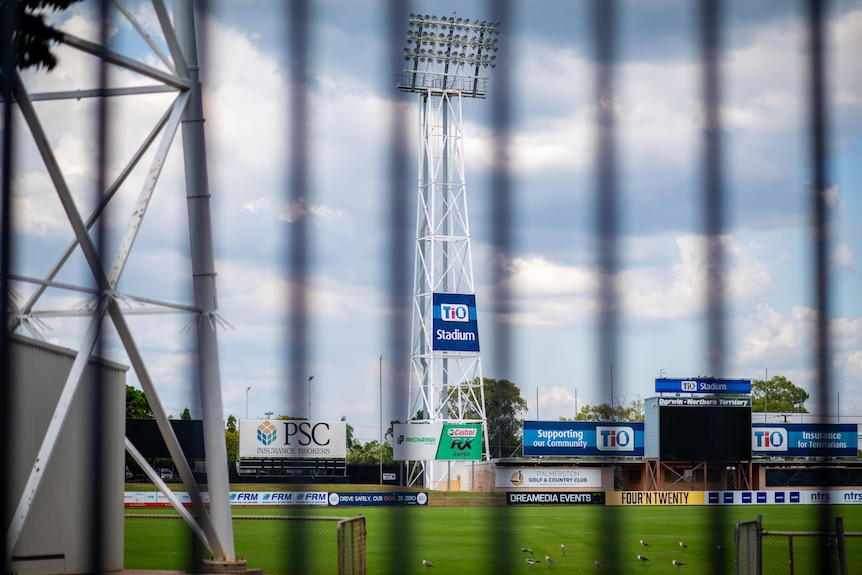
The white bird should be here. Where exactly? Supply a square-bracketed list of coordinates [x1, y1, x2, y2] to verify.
[640, 539, 650, 547]
[545, 555, 556, 567]
[673, 559, 686, 569]
[561, 544, 566, 556]
[679, 541, 688, 550]
[422, 559, 435, 572]
[526, 558, 541, 565]
[637, 554, 649, 562]
[521, 547, 534, 555]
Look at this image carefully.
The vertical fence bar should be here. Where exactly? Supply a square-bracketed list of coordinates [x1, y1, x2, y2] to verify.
[698, 2, 728, 573]
[0, 0, 16, 570]
[286, 1, 312, 573]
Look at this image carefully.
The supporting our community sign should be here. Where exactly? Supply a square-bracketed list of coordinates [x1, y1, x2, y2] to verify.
[523, 421, 645, 457]
[392, 423, 483, 461]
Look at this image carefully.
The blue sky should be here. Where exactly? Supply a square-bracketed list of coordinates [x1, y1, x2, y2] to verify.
[8, 0, 862, 443]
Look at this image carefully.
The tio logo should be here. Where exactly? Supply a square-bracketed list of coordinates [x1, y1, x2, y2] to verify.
[753, 428, 787, 451]
[596, 426, 635, 452]
[681, 380, 698, 392]
[440, 303, 470, 322]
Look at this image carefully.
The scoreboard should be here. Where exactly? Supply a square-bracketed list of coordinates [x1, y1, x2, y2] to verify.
[646, 397, 752, 461]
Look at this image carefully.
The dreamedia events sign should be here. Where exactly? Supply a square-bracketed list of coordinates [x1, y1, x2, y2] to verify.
[392, 423, 483, 461]
[506, 492, 604, 505]
[239, 419, 347, 459]
[523, 421, 644, 457]
[496, 468, 602, 489]
[432, 293, 480, 353]
[751, 423, 858, 457]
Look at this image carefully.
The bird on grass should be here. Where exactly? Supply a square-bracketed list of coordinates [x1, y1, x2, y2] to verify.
[526, 558, 541, 565]
[673, 559, 686, 570]
[422, 559, 435, 572]
[521, 547, 534, 555]
[560, 544, 566, 556]
[545, 555, 556, 567]
[716, 544, 728, 552]
[640, 539, 650, 547]
[679, 541, 688, 550]
[637, 554, 649, 562]
[594, 560, 602, 569]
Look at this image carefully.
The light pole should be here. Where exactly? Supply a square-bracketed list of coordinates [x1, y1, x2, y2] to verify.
[308, 376, 314, 420]
[245, 386, 251, 419]
[379, 353, 385, 485]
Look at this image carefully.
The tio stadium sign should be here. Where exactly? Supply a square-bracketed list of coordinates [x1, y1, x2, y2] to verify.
[655, 378, 751, 394]
[432, 293, 480, 353]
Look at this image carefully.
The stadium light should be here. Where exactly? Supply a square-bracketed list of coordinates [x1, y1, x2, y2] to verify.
[397, 13, 500, 98]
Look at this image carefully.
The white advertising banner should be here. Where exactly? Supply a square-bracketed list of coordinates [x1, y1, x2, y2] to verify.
[496, 468, 603, 489]
[239, 419, 347, 459]
[392, 423, 443, 460]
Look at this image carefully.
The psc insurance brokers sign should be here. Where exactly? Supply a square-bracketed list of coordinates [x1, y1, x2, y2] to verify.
[239, 419, 347, 459]
[752, 423, 858, 457]
[432, 293, 480, 353]
[523, 421, 645, 457]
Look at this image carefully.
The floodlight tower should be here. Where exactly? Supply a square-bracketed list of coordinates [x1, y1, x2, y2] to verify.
[397, 13, 499, 488]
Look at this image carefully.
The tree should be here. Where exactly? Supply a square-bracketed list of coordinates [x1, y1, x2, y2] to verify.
[1, 0, 84, 73]
[180, 407, 191, 420]
[224, 414, 239, 479]
[125, 385, 153, 419]
[474, 378, 528, 459]
[752, 376, 809, 413]
[573, 397, 644, 422]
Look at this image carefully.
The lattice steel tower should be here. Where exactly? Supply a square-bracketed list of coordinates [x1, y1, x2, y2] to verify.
[397, 13, 499, 488]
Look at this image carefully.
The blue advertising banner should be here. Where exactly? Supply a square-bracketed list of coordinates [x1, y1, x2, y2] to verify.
[523, 421, 645, 457]
[327, 492, 428, 507]
[655, 378, 751, 394]
[432, 293, 480, 353]
[751, 423, 858, 457]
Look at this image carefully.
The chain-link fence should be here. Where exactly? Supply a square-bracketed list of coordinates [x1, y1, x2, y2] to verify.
[736, 516, 861, 575]
[125, 514, 366, 575]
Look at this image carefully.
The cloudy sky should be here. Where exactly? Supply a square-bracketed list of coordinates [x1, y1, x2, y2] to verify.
[8, 0, 862, 443]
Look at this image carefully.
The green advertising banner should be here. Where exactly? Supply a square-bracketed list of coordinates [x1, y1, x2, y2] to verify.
[435, 424, 483, 460]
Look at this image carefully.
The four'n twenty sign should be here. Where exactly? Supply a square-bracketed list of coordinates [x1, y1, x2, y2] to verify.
[432, 293, 480, 353]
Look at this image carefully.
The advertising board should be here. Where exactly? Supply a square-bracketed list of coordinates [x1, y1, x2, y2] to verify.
[751, 423, 858, 457]
[522, 421, 644, 457]
[432, 293, 480, 353]
[655, 378, 751, 394]
[392, 423, 483, 461]
[239, 419, 347, 459]
[495, 468, 603, 489]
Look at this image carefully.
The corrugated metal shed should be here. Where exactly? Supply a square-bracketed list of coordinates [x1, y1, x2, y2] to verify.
[9, 335, 127, 574]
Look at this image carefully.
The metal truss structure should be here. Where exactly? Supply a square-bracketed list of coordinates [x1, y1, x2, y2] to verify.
[397, 13, 499, 488]
[4, 0, 237, 565]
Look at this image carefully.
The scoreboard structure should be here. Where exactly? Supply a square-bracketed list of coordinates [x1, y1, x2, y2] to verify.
[645, 396, 752, 461]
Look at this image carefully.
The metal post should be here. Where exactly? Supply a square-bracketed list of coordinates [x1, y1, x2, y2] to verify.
[245, 386, 250, 419]
[379, 353, 384, 485]
[308, 376, 314, 419]
[174, 0, 235, 562]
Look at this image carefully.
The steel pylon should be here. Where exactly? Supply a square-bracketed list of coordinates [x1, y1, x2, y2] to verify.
[407, 88, 491, 488]
[4, 0, 236, 563]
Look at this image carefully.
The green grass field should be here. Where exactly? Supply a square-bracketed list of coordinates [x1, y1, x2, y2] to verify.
[125, 501, 862, 574]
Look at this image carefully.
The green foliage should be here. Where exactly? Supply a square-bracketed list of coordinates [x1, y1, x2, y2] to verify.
[346, 439, 393, 465]
[125, 385, 153, 419]
[180, 407, 191, 420]
[1, 0, 83, 72]
[752, 376, 809, 413]
[477, 378, 528, 458]
[226, 414, 237, 433]
[572, 397, 645, 422]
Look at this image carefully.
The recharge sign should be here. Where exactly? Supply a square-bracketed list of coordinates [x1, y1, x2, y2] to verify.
[432, 293, 480, 353]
